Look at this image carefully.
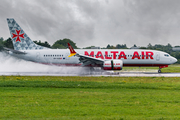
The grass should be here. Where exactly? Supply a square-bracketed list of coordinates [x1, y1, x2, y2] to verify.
[122, 64, 180, 73]
[1, 76, 180, 119]
[161, 64, 180, 73]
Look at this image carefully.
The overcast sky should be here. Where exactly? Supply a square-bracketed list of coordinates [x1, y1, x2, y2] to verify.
[1, 0, 180, 48]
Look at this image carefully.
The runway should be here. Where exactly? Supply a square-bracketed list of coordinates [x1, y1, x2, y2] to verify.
[1, 71, 180, 77]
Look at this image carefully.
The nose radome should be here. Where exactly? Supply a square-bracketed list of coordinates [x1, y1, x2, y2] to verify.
[175, 58, 178, 63]
[173, 57, 177, 63]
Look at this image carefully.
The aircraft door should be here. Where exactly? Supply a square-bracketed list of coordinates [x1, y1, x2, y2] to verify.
[156, 53, 160, 61]
[36, 52, 40, 60]
[66, 53, 70, 60]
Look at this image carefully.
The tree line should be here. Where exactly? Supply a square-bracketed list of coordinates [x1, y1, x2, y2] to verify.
[0, 37, 180, 63]
[0, 37, 78, 50]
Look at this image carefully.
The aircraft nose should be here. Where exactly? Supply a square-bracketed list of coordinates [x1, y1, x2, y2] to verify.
[172, 57, 177, 63]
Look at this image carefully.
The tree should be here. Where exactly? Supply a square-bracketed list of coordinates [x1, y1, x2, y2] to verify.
[3, 37, 13, 49]
[0, 37, 4, 51]
[147, 43, 153, 49]
[139, 47, 147, 49]
[33, 40, 51, 48]
[52, 44, 66, 49]
[106, 44, 116, 49]
[52, 38, 77, 49]
[44, 41, 51, 48]
[106, 44, 111, 49]
[116, 44, 127, 49]
[83, 46, 95, 49]
[0, 37, 4, 41]
[166, 43, 172, 48]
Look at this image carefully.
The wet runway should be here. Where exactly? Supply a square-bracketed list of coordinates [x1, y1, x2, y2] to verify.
[1, 71, 180, 77]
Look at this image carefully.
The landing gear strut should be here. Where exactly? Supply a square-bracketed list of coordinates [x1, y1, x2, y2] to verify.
[158, 65, 168, 73]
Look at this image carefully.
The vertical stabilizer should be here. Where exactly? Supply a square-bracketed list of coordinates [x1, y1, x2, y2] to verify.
[7, 18, 48, 50]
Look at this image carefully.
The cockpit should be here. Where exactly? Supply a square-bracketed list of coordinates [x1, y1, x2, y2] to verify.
[164, 54, 170, 57]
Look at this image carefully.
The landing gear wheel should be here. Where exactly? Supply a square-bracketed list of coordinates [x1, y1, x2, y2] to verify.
[158, 69, 161, 73]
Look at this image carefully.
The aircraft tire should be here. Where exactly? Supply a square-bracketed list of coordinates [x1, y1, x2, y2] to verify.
[158, 69, 161, 73]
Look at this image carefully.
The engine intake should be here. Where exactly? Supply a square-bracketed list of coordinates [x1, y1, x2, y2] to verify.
[103, 60, 123, 70]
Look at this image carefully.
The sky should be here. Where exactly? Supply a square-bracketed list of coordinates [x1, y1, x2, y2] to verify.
[1, 0, 180, 48]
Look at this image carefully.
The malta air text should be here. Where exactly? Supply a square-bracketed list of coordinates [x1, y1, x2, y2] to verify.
[84, 51, 154, 60]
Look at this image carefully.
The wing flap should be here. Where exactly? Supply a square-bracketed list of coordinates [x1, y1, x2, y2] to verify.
[78, 54, 104, 65]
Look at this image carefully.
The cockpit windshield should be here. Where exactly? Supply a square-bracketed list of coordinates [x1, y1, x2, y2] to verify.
[164, 54, 169, 57]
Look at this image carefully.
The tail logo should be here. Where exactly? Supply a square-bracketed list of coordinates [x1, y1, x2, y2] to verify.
[12, 29, 24, 42]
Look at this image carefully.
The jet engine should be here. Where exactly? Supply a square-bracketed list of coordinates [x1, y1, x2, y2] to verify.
[103, 60, 123, 70]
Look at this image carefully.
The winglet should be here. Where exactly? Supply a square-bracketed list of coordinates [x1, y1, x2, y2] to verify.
[67, 43, 76, 57]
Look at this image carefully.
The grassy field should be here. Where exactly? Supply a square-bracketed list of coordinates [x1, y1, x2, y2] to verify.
[1, 76, 180, 119]
[122, 64, 180, 73]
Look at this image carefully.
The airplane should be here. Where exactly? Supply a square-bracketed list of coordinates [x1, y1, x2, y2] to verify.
[4, 18, 177, 73]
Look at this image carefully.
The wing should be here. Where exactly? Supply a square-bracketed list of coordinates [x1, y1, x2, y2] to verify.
[67, 43, 104, 66]
[76, 54, 104, 66]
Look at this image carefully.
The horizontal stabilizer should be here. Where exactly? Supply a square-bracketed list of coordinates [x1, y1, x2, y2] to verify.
[3, 47, 26, 54]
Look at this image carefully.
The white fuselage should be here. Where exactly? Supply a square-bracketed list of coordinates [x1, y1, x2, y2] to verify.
[9, 49, 177, 67]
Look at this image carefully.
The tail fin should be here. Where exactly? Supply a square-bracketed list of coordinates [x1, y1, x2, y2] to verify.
[7, 18, 48, 50]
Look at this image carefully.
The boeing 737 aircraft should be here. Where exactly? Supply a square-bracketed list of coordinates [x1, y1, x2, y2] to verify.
[4, 18, 177, 73]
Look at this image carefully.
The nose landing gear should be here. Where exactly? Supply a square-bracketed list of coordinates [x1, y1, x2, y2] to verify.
[158, 69, 161, 73]
[158, 65, 168, 73]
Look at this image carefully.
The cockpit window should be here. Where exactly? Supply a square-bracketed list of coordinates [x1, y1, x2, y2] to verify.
[164, 54, 169, 57]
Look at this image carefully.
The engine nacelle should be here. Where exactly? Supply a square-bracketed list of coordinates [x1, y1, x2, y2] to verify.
[103, 60, 123, 70]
